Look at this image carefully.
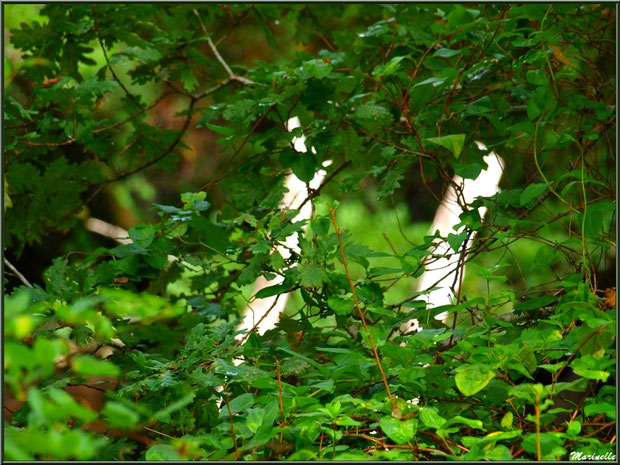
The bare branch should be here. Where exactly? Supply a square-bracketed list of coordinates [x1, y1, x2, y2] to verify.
[85, 218, 131, 245]
[192, 9, 255, 85]
[4, 257, 33, 288]
[194, 78, 232, 100]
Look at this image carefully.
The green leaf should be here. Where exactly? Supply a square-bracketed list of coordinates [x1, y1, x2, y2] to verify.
[566, 420, 581, 437]
[72, 355, 120, 377]
[340, 126, 363, 164]
[277, 347, 329, 377]
[310, 217, 331, 236]
[413, 76, 447, 88]
[519, 182, 549, 206]
[521, 432, 565, 460]
[454, 162, 483, 180]
[102, 401, 140, 429]
[444, 415, 485, 430]
[447, 230, 468, 253]
[145, 445, 181, 461]
[373, 55, 406, 77]
[180, 67, 199, 93]
[508, 383, 544, 403]
[418, 407, 446, 429]
[298, 59, 332, 80]
[353, 103, 392, 125]
[70, 325, 94, 347]
[425, 134, 466, 158]
[526, 69, 548, 86]
[515, 295, 557, 312]
[189, 216, 230, 253]
[227, 393, 255, 413]
[181, 191, 210, 211]
[584, 402, 616, 420]
[532, 244, 557, 269]
[254, 282, 292, 299]
[128, 224, 155, 248]
[290, 153, 318, 183]
[455, 364, 495, 396]
[380, 416, 417, 444]
[327, 295, 353, 315]
[299, 263, 322, 287]
[246, 407, 266, 433]
[501, 412, 513, 429]
[485, 445, 513, 461]
[571, 357, 611, 381]
[205, 122, 234, 136]
[433, 48, 460, 58]
[464, 96, 493, 117]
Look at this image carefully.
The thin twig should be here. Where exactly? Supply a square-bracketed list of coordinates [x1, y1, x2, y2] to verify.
[199, 105, 273, 192]
[222, 387, 240, 460]
[329, 207, 396, 413]
[193, 9, 255, 85]
[296, 161, 351, 211]
[93, 93, 170, 134]
[276, 359, 285, 456]
[236, 293, 282, 346]
[382, 233, 399, 255]
[194, 78, 232, 100]
[110, 98, 197, 183]
[4, 258, 33, 288]
[143, 426, 176, 440]
[91, 5, 143, 109]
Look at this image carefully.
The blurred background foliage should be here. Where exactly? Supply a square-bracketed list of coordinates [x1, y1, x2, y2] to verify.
[2, 3, 616, 461]
[4, 3, 614, 303]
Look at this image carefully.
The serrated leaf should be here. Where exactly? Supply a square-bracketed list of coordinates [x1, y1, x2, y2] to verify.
[70, 325, 94, 347]
[102, 401, 140, 429]
[299, 264, 322, 287]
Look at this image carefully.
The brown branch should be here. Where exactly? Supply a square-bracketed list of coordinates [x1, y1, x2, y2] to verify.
[329, 206, 397, 413]
[193, 78, 232, 100]
[24, 137, 75, 148]
[296, 161, 351, 211]
[236, 293, 282, 346]
[552, 327, 605, 384]
[222, 387, 240, 460]
[276, 359, 285, 456]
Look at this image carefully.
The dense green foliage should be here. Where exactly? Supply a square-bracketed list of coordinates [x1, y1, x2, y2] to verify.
[3, 3, 616, 461]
